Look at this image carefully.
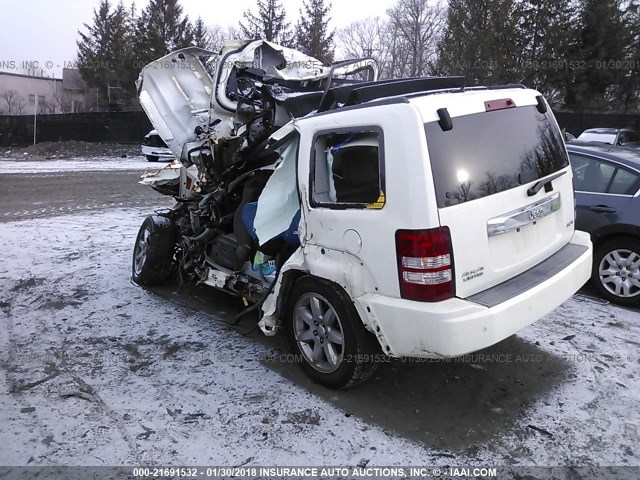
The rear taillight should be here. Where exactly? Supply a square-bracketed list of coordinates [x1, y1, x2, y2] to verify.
[395, 227, 455, 302]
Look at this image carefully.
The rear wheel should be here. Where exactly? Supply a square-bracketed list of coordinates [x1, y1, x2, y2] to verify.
[592, 237, 640, 307]
[146, 155, 159, 162]
[132, 215, 176, 286]
[285, 277, 380, 389]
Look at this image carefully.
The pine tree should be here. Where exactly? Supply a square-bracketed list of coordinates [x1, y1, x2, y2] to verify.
[109, 2, 137, 103]
[565, 0, 628, 111]
[77, 0, 137, 105]
[77, 0, 113, 94]
[618, 0, 640, 110]
[134, 0, 194, 65]
[516, 0, 577, 103]
[240, 0, 292, 45]
[436, 0, 521, 85]
[294, 0, 334, 63]
[192, 17, 213, 50]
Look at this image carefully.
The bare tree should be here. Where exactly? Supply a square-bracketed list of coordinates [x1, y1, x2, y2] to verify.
[1, 90, 26, 115]
[39, 97, 57, 114]
[335, 17, 396, 79]
[386, 0, 444, 77]
[209, 25, 241, 52]
[55, 94, 73, 114]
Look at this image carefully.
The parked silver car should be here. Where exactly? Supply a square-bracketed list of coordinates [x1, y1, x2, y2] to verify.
[576, 128, 639, 147]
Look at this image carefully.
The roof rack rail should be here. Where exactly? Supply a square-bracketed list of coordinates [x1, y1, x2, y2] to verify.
[468, 83, 527, 91]
[281, 80, 527, 120]
[317, 76, 466, 112]
[402, 83, 528, 101]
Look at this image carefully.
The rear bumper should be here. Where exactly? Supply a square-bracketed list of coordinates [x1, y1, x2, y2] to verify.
[356, 230, 592, 358]
[141, 145, 174, 159]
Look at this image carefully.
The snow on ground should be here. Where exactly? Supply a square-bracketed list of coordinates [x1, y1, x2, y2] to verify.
[495, 299, 640, 465]
[0, 210, 435, 467]
[0, 157, 169, 174]
[0, 209, 639, 467]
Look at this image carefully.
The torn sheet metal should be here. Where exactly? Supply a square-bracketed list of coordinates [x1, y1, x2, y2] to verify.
[138, 40, 379, 179]
[259, 248, 306, 335]
[136, 47, 223, 162]
[253, 125, 300, 245]
[139, 162, 198, 187]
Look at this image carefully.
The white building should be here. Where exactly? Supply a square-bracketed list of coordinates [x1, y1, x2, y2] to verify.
[0, 69, 90, 115]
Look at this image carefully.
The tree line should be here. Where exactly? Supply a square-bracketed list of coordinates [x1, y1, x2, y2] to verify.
[75, 0, 640, 113]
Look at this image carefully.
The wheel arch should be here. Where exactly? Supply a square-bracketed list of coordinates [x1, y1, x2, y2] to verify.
[591, 224, 640, 249]
[272, 268, 309, 321]
[260, 246, 380, 335]
[590, 229, 640, 306]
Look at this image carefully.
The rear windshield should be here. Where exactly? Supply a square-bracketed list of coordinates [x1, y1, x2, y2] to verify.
[425, 106, 569, 208]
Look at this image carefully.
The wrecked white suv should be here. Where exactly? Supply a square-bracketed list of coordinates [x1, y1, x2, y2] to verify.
[132, 40, 592, 389]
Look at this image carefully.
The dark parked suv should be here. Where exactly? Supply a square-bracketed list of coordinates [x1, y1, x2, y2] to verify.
[567, 143, 640, 306]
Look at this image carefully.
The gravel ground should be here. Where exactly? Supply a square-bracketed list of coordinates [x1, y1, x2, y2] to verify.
[1, 141, 142, 160]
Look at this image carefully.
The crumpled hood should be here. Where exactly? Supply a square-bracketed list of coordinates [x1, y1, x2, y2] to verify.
[137, 40, 378, 165]
[136, 46, 220, 161]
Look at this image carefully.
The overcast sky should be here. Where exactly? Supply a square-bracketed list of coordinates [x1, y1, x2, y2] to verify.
[0, 0, 396, 78]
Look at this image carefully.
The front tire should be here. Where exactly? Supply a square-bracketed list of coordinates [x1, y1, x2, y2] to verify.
[285, 277, 380, 389]
[592, 237, 640, 307]
[132, 215, 176, 286]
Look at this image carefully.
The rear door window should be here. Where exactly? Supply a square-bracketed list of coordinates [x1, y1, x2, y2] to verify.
[570, 155, 616, 193]
[610, 168, 640, 194]
[311, 129, 385, 209]
[570, 153, 640, 195]
[620, 131, 639, 144]
[425, 106, 569, 208]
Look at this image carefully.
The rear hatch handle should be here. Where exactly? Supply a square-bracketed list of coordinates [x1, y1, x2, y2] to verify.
[590, 205, 617, 213]
[527, 171, 567, 196]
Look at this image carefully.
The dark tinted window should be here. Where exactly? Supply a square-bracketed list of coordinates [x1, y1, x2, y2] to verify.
[570, 153, 640, 195]
[425, 106, 569, 208]
[570, 155, 616, 193]
[619, 131, 639, 144]
[312, 130, 384, 208]
[610, 168, 640, 194]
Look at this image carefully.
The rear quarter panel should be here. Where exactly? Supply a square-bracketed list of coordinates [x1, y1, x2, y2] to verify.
[295, 102, 440, 299]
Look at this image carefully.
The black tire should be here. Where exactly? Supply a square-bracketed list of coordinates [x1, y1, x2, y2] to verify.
[285, 276, 381, 389]
[146, 155, 159, 162]
[591, 237, 640, 307]
[132, 215, 176, 286]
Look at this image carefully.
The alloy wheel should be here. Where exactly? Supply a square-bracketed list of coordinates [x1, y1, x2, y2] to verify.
[293, 293, 345, 373]
[133, 227, 151, 276]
